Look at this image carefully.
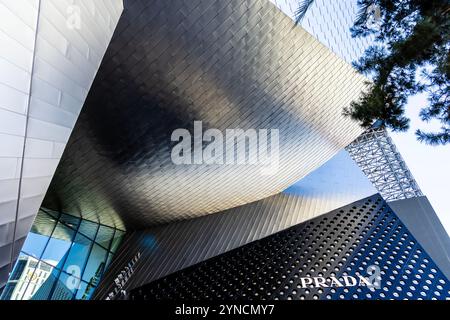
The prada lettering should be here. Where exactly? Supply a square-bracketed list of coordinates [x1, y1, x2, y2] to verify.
[298, 275, 374, 288]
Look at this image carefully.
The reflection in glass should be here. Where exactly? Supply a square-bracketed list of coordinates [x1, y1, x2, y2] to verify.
[82, 244, 107, 283]
[60, 213, 81, 230]
[105, 252, 114, 270]
[1, 209, 124, 300]
[3, 257, 54, 300]
[96, 225, 114, 249]
[33, 209, 58, 235]
[21, 210, 57, 259]
[50, 272, 78, 300]
[78, 219, 99, 241]
[0, 254, 38, 300]
[41, 208, 59, 221]
[62, 233, 92, 275]
[21, 233, 50, 259]
[41, 222, 75, 267]
[75, 280, 94, 300]
[110, 230, 125, 253]
[29, 261, 59, 300]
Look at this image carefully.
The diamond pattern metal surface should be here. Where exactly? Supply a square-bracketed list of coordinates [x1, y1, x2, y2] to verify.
[43, 0, 368, 229]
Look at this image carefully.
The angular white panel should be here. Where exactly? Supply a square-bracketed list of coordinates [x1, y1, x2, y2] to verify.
[0, 109, 26, 136]
[0, 83, 28, 114]
[0, 2, 36, 50]
[0, 30, 34, 72]
[0, 159, 18, 180]
[0, 134, 24, 158]
[23, 137, 53, 158]
[0, 0, 123, 288]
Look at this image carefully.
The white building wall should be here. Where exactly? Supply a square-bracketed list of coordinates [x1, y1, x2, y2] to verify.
[0, 0, 123, 288]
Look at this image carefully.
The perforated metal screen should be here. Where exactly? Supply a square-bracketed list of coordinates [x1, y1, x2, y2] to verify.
[130, 195, 450, 300]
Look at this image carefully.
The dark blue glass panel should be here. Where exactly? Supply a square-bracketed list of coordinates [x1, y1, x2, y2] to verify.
[62, 233, 92, 276]
[95, 225, 114, 250]
[78, 219, 98, 241]
[75, 280, 96, 300]
[41, 222, 75, 268]
[82, 244, 107, 283]
[50, 272, 78, 300]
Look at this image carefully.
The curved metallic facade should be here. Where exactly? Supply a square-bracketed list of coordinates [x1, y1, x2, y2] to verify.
[43, 0, 368, 229]
[269, 0, 374, 64]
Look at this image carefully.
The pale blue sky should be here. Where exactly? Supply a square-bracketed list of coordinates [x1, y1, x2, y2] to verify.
[389, 94, 450, 236]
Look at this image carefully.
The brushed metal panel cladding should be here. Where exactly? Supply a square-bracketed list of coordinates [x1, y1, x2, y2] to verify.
[43, 0, 368, 229]
[269, 0, 374, 64]
[94, 191, 379, 299]
[0, 0, 38, 290]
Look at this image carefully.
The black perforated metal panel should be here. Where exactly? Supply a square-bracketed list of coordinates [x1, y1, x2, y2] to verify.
[130, 195, 450, 300]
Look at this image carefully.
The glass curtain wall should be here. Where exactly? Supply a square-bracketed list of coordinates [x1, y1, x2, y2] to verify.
[0, 208, 124, 300]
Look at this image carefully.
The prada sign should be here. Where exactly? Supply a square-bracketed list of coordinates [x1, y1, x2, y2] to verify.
[298, 274, 380, 289]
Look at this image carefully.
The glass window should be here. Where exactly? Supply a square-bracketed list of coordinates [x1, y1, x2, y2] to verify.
[41, 222, 75, 268]
[41, 209, 59, 221]
[22, 211, 57, 259]
[82, 244, 107, 283]
[62, 233, 92, 275]
[9, 254, 28, 281]
[21, 233, 50, 260]
[105, 252, 114, 270]
[50, 272, 78, 300]
[3, 209, 122, 301]
[95, 225, 115, 250]
[75, 280, 95, 300]
[26, 260, 57, 300]
[78, 219, 99, 241]
[59, 214, 81, 230]
[110, 230, 125, 253]
[1, 254, 37, 300]
[0, 283, 17, 300]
